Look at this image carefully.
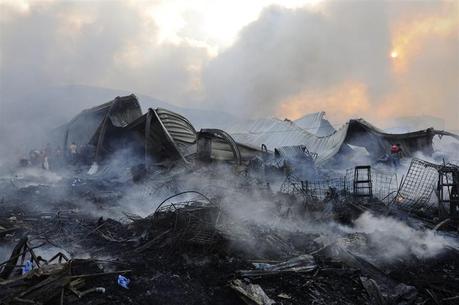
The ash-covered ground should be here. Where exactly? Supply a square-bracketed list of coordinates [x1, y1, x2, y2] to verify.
[2, 1, 459, 304]
[1, 159, 459, 305]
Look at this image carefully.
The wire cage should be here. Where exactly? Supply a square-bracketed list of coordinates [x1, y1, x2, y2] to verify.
[150, 192, 221, 246]
[345, 167, 398, 203]
[389, 158, 439, 211]
[280, 175, 346, 201]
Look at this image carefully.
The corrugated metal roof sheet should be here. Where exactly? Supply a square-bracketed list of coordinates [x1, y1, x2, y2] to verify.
[108, 95, 143, 127]
[155, 108, 197, 158]
[227, 117, 349, 164]
[294, 112, 335, 136]
[55, 94, 143, 147]
[227, 117, 451, 165]
[228, 118, 310, 148]
[156, 108, 197, 145]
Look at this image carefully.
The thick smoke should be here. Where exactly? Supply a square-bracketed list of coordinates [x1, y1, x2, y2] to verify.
[344, 212, 456, 261]
[104, 160, 457, 263]
[1, 0, 457, 153]
[217, 180, 458, 263]
[0, 0, 208, 159]
[203, 2, 392, 117]
[1, 1, 457, 282]
[0, 1, 209, 103]
[203, 0, 458, 127]
[1, 143, 456, 266]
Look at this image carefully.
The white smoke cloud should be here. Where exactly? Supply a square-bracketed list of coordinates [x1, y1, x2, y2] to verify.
[203, 2, 392, 117]
[0, 0, 210, 103]
[0, 0, 457, 159]
[342, 211, 458, 261]
[203, 0, 458, 128]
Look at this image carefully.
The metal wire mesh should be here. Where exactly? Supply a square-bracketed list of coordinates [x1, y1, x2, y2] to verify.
[280, 175, 345, 201]
[372, 171, 398, 203]
[345, 168, 398, 203]
[280, 175, 308, 198]
[390, 158, 439, 210]
[152, 201, 221, 245]
[306, 178, 346, 200]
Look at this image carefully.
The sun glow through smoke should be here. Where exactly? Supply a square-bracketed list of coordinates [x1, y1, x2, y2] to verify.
[277, 81, 370, 124]
[1, 0, 457, 129]
[390, 7, 459, 74]
[146, 0, 322, 55]
[277, 1, 459, 129]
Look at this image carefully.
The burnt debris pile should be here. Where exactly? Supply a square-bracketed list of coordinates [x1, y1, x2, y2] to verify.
[1, 95, 459, 305]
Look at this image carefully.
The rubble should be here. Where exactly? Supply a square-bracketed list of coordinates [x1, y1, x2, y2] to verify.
[1, 98, 459, 304]
[229, 279, 275, 305]
[1, 161, 459, 305]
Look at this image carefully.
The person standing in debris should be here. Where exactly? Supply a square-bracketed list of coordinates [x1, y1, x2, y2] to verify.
[44, 143, 52, 158]
[390, 143, 402, 167]
[69, 142, 78, 164]
[42, 155, 50, 170]
[29, 149, 42, 167]
[54, 146, 64, 169]
[42, 143, 52, 170]
[79, 144, 95, 165]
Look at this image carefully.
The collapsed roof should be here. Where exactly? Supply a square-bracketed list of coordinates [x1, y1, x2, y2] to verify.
[125, 107, 197, 164]
[55, 94, 458, 167]
[55, 94, 142, 156]
[227, 117, 458, 165]
[56, 95, 261, 165]
[294, 111, 335, 136]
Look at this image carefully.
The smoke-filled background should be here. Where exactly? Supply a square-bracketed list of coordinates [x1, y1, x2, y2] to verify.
[1, 0, 458, 154]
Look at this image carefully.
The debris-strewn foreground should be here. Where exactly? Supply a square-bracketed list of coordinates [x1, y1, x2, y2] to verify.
[1, 158, 459, 305]
[1, 97, 459, 305]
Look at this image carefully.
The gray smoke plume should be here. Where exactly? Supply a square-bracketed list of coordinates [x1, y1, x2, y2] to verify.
[1, 0, 457, 149]
[203, 0, 458, 128]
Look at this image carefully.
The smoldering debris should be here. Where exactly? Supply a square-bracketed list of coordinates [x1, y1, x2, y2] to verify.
[1, 99, 459, 305]
[2, 163, 459, 305]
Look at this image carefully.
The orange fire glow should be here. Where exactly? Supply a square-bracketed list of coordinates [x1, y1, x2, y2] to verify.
[390, 7, 459, 74]
[278, 3, 459, 129]
[277, 80, 371, 123]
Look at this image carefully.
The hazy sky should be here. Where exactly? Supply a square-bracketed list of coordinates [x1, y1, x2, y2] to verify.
[1, 0, 458, 128]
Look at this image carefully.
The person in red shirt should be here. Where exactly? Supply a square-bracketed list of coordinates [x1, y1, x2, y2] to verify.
[390, 144, 402, 167]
